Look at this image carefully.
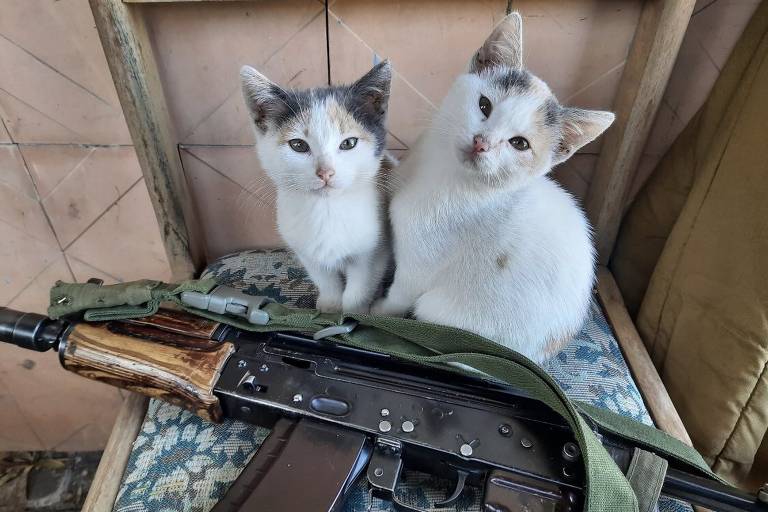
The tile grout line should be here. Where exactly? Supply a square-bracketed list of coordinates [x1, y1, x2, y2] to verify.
[38, 146, 96, 203]
[562, 60, 626, 104]
[0, 32, 114, 108]
[61, 176, 143, 252]
[327, 11, 437, 110]
[0, 86, 88, 141]
[15, 146, 66, 250]
[180, 7, 326, 142]
[65, 254, 124, 284]
[183, 146, 246, 189]
[3, 256, 60, 308]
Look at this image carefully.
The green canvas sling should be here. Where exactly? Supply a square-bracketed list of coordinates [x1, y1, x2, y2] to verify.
[48, 279, 725, 512]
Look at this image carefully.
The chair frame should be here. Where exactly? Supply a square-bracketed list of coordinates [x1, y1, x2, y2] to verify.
[81, 1, 697, 509]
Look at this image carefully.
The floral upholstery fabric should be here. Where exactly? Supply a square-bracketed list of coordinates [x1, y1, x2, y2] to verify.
[114, 249, 687, 512]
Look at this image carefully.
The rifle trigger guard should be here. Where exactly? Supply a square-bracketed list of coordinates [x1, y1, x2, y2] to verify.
[366, 438, 429, 512]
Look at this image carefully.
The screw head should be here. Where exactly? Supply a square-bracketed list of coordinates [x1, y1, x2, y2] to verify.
[401, 421, 415, 433]
[562, 442, 580, 462]
[521, 438, 533, 449]
[374, 467, 384, 477]
[259, 364, 269, 372]
[498, 424, 512, 437]
[239, 405, 251, 415]
[460, 443, 473, 456]
[237, 360, 247, 368]
[378, 420, 392, 433]
[380, 408, 390, 417]
[292, 394, 303, 403]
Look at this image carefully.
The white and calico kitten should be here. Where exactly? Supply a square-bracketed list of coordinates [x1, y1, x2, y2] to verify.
[373, 14, 614, 362]
[240, 61, 393, 313]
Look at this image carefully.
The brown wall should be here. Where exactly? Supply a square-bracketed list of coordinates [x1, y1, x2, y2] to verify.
[0, 0, 758, 451]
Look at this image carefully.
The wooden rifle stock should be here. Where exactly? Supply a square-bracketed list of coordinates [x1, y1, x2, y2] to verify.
[60, 311, 234, 422]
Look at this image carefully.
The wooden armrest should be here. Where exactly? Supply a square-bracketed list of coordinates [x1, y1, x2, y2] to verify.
[596, 266, 693, 446]
[81, 393, 148, 512]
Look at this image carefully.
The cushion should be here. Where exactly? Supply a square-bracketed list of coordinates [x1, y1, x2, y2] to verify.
[114, 249, 688, 511]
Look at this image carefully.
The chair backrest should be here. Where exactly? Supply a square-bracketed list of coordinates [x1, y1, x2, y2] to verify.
[90, 0, 695, 279]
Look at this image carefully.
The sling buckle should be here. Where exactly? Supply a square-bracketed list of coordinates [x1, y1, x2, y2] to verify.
[180, 285, 271, 325]
[314, 320, 359, 341]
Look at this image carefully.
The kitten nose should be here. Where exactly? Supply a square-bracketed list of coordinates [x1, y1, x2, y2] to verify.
[316, 167, 335, 183]
[472, 135, 489, 154]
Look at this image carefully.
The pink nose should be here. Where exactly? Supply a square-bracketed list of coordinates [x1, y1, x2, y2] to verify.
[472, 135, 489, 154]
[316, 167, 335, 183]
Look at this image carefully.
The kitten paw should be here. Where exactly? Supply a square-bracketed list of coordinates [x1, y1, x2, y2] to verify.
[371, 299, 407, 317]
[316, 294, 343, 313]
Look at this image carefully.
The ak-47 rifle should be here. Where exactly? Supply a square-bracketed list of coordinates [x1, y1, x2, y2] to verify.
[0, 288, 765, 512]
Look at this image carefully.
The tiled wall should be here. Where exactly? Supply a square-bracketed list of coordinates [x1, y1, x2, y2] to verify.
[0, 0, 758, 451]
[0, 1, 170, 451]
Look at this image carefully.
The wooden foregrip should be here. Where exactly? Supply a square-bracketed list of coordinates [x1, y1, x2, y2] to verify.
[60, 322, 234, 422]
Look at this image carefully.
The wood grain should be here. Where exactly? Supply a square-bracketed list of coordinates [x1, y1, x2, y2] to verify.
[81, 392, 148, 512]
[123, 308, 222, 339]
[586, 0, 696, 264]
[61, 322, 234, 422]
[596, 266, 692, 446]
[89, 0, 204, 281]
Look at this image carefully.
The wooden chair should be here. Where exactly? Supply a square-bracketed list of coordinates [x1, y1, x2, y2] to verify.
[81, 1, 698, 509]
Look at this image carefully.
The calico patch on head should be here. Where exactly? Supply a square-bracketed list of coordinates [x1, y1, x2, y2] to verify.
[240, 61, 392, 194]
[444, 13, 614, 189]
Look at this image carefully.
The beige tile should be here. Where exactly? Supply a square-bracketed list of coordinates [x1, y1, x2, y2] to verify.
[0, 341, 124, 450]
[8, 254, 73, 315]
[0, 0, 123, 111]
[66, 180, 171, 282]
[0, 89, 85, 144]
[66, 255, 122, 285]
[661, 27, 721, 136]
[688, 0, 761, 70]
[181, 146, 282, 259]
[0, 143, 37, 199]
[0, 182, 56, 247]
[43, 146, 142, 247]
[145, 0, 327, 145]
[0, 220, 59, 305]
[0, 120, 11, 143]
[0, 34, 129, 144]
[186, 15, 329, 146]
[0, 373, 45, 451]
[19, 144, 93, 200]
[330, 0, 641, 105]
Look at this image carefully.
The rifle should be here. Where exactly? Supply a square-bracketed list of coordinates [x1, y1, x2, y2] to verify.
[1, 302, 765, 512]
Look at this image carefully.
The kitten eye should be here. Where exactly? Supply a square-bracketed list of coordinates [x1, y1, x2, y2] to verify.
[479, 95, 492, 118]
[509, 136, 530, 151]
[339, 137, 358, 150]
[288, 139, 310, 153]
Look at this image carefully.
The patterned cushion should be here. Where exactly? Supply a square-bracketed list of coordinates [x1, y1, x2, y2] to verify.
[114, 249, 687, 512]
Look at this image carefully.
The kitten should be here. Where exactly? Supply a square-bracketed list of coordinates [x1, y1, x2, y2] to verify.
[240, 61, 393, 313]
[372, 14, 614, 362]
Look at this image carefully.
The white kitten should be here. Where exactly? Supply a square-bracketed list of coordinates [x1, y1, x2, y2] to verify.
[373, 14, 614, 362]
[240, 61, 393, 313]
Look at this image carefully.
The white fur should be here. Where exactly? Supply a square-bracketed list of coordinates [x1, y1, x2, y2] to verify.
[373, 18, 613, 361]
[249, 96, 389, 313]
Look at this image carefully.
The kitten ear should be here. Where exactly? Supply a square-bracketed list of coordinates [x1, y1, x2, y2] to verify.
[470, 12, 523, 73]
[349, 60, 392, 119]
[240, 65, 287, 131]
[553, 108, 615, 165]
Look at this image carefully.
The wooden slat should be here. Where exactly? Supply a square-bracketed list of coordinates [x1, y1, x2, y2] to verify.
[586, 0, 695, 265]
[123, 0, 256, 3]
[90, 0, 204, 281]
[81, 393, 149, 512]
[596, 266, 692, 445]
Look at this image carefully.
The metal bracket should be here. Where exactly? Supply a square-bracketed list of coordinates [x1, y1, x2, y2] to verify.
[313, 320, 359, 341]
[180, 285, 271, 325]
